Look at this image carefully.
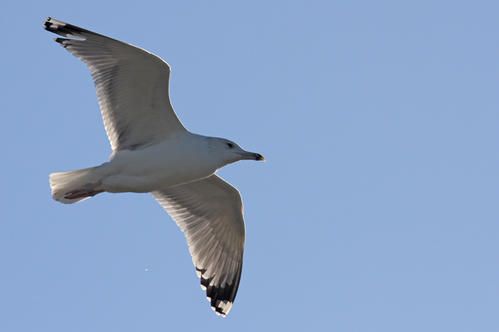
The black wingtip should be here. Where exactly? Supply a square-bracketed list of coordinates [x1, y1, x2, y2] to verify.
[54, 37, 70, 48]
[44, 17, 65, 34]
[43, 17, 52, 30]
[199, 272, 238, 317]
[43, 17, 88, 37]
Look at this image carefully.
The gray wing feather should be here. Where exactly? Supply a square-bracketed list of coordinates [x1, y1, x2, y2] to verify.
[153, 175, 245, 317]
[44, 17, 186, 151]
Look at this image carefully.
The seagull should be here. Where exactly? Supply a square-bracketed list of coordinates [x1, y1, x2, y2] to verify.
[44, 17, 264, 317]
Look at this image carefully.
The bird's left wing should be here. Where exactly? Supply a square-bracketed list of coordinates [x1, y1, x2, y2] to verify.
[44, 17, 186, 151]
[152, 175, 245, 317]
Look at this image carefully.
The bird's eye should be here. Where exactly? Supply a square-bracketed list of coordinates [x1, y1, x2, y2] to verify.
[226, 142, 234, 148]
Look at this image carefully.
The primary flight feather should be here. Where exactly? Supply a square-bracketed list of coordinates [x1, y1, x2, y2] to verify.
[44, 17, 264, 317]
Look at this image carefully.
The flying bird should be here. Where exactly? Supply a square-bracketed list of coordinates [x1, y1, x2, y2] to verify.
[44, 17, 264, 317]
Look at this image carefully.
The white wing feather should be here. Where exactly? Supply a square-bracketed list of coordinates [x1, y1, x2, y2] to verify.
[44, 17, 186, 151]
[153, 175, 245, 317]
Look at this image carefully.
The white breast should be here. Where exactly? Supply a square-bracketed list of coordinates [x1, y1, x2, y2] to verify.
[101, 133, 218, 193]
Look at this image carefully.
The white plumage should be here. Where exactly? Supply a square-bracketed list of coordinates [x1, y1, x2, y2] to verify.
[44, 17, 263, 317]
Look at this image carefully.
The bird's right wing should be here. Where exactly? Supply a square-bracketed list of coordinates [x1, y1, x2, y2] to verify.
[152, 175, 245, 317]
[44, 17, 186, 151]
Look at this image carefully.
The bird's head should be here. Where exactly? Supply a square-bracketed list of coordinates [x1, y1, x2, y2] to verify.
[209, 137, 264, 166]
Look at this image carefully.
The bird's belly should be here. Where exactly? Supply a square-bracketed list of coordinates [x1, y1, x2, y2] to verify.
[101, 145, 215, 193]
[103, 170, 211, 193]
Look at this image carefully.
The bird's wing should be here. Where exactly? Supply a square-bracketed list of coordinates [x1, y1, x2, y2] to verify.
[152, 175, 245, 317]
[44, 17, 186, 151]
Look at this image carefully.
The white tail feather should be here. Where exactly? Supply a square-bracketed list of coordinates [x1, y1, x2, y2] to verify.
[49, 167, 102, 204]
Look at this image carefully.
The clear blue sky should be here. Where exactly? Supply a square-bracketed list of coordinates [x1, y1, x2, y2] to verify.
[1, 1, 498, 331]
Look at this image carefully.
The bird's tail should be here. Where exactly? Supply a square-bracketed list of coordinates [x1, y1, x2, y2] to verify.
[49, 166, 104, 204]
